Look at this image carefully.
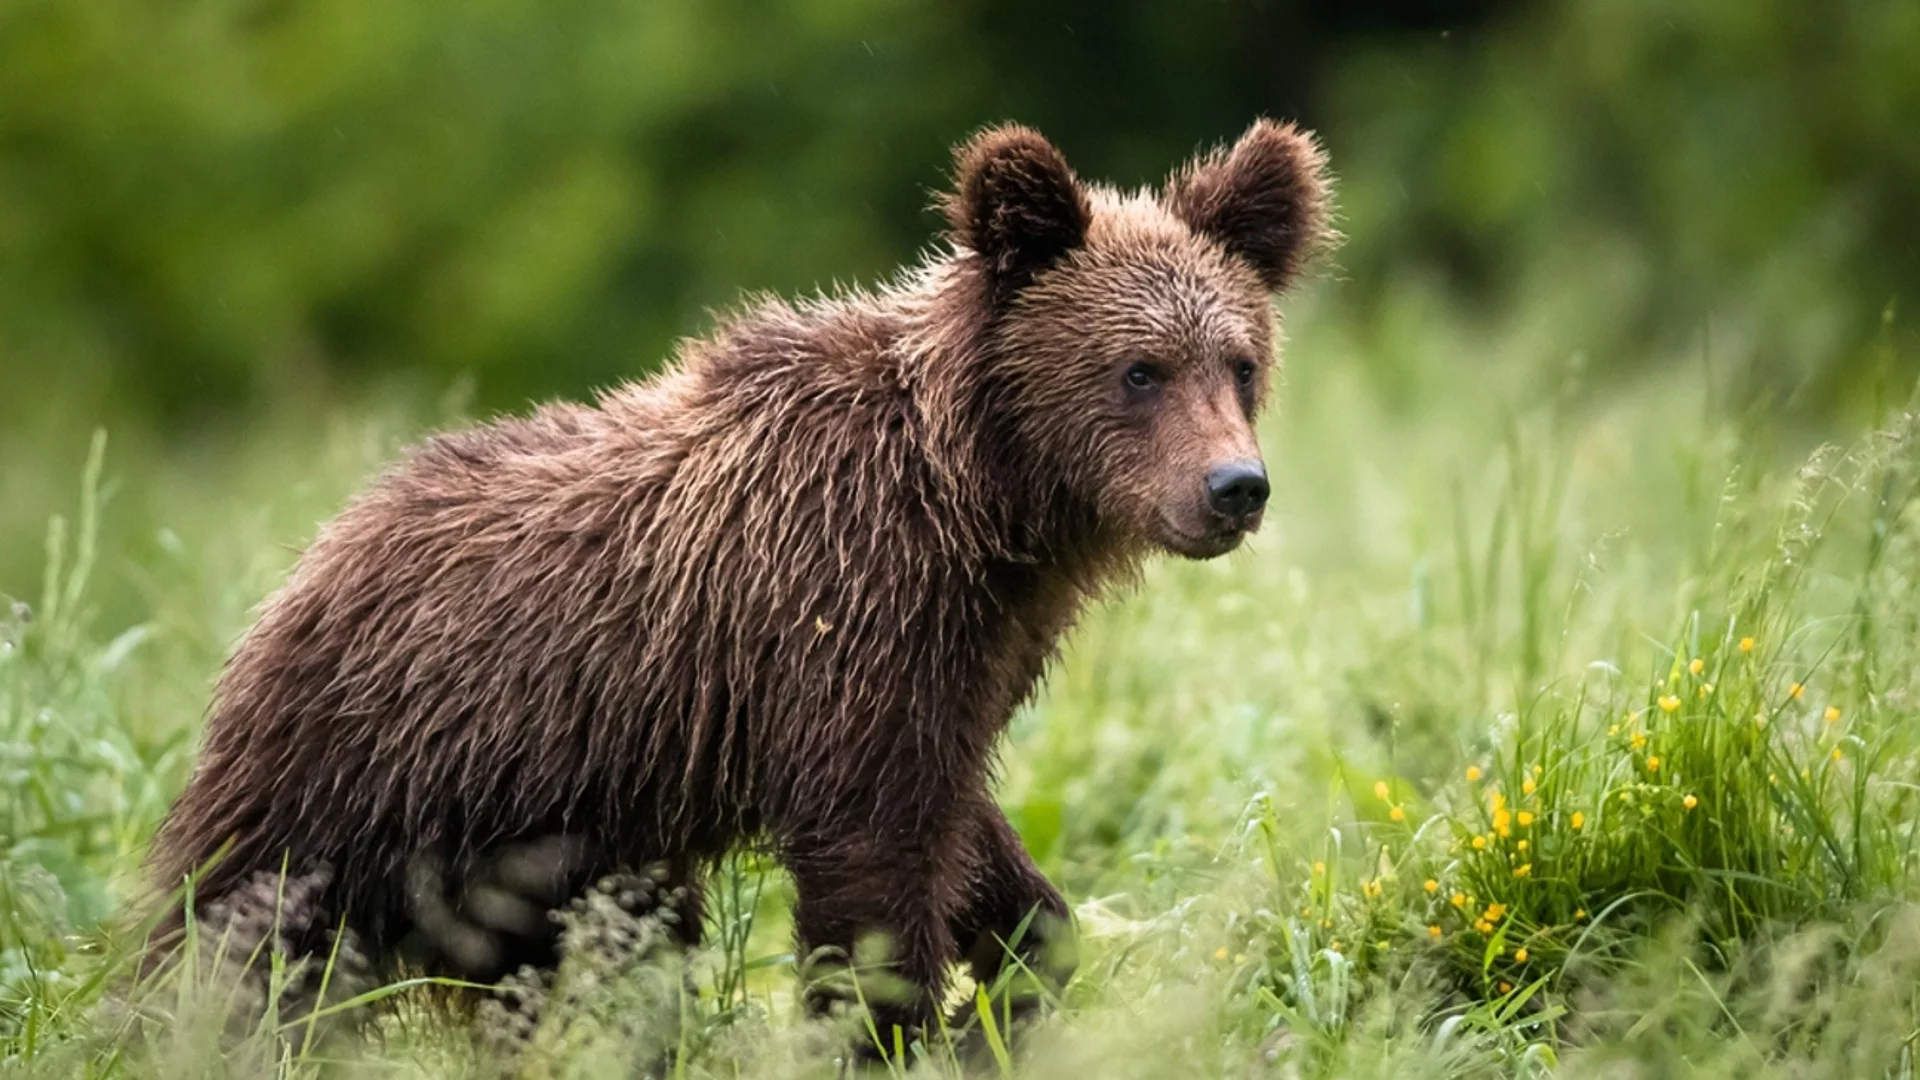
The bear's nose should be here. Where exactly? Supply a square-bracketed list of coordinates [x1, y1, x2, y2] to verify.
[1206, 461, 1269, 518]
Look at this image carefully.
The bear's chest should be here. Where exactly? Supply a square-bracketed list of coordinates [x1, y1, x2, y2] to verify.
[977, 559, 1093, 717]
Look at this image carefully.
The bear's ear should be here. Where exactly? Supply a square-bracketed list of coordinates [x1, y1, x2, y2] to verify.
[942, 124, 1092, 297]
[1163, 119, 1334, 292]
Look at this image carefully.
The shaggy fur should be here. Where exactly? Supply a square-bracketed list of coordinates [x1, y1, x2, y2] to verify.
[146, 119, 1334, 1043]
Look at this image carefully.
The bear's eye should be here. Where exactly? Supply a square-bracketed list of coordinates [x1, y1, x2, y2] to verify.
[1234, 358, 1258, 388]
[1123, 362, 1162, 392]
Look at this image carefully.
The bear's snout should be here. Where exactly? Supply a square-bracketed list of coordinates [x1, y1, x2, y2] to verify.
[1205, 460, 1269, 518]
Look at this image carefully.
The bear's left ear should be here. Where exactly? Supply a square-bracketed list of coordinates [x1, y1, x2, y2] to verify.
[1163, 119, 1335, 292]
[943, 124, 1092, 298]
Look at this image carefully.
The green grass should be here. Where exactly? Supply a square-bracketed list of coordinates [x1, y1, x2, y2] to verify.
[6, 296, 1920, 1076]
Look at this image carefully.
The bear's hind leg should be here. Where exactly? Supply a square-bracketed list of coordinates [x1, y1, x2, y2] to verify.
[402, 834, 598, 980]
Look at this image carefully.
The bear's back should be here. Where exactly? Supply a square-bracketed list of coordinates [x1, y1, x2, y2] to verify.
[149, 300, 972, 923]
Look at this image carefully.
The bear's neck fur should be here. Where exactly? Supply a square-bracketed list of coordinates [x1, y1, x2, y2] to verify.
[896, 252, 1133, 583]
[652, 248, 1137, 595]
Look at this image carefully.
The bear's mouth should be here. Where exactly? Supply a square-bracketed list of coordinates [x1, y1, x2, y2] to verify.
[1156, 514, 1258, 560]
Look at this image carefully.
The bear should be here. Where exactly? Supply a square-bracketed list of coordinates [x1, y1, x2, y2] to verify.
[143, 118, 1334, 1049]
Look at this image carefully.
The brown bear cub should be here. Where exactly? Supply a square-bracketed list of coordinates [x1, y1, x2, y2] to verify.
[147, 120, 1333, 1045]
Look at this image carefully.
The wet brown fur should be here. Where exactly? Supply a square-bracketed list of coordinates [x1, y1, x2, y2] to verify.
[146, 120, 1334, 1038]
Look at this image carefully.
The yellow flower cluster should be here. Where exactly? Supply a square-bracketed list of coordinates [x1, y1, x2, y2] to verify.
[1350, 639, 1810, 977]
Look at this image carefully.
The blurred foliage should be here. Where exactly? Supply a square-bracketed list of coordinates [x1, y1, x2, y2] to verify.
[1330, 0, 1920, 411]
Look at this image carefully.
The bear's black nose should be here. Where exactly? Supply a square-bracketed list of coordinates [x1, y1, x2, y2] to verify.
[1206, 461, 1269, 518]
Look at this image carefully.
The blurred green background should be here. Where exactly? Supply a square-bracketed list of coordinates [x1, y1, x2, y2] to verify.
[3, 0, 1917, 619]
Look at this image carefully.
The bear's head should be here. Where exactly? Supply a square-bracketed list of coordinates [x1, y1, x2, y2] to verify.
[945, 119, 1333, 560]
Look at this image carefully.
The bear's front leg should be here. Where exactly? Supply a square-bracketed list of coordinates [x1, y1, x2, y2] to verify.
[786, 826, 966, 1057]
[949, 800, 1077, 1027]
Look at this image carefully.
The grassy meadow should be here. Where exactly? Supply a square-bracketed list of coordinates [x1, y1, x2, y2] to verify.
[5, 282, 1920, 1078]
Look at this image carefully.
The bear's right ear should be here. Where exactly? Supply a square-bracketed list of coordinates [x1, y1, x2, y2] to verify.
[942, 125, 1092, 298]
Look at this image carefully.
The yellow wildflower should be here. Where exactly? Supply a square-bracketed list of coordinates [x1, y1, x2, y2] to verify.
[1514, 863, 1533, 878]
[1215, 946, 1229, 960]
[1472, 835, 1488, 850]
[1424, 879, 1440, 894]
[1329, 940, 1342, 953]
[1571, 811, 1585, 830]
[1517, 839, 1529, 852]
[1451, 892, 1467, 907]
[1647, 755, 1661, 773]
[1532, 764, 1544, 777]
[1790, 682, 1805, 700]
[1485, 903, 1508, 920]
[1428, 924, 1443, 939]
[1514, 947, 1530, 963]
[1493, 808, 1513, 835]
[1740, 636, 1755, 653]
[1390, 806, 1406, 822]
[1631, 732, 1648, 750]
[1517, 810, 1535, 827]
[1491, 791, 1508, 812]
[1466, 765, 1483, 782]
[1824, 705, 1841, 723]
[1374, 780, 1391, 801]
[1313, 861, 1326, 875]
[1499, 981, 1514, 994]
[1575, 908, 1587, 920]
[1658, 695, 1681, 713]
[1689, 657, 1704, 675]
[1683, 794, 1698, 810]
[1522, 776, 1537, 795]
[1832, 746, 1844, 762]
[1363, 879, 1382, 898]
